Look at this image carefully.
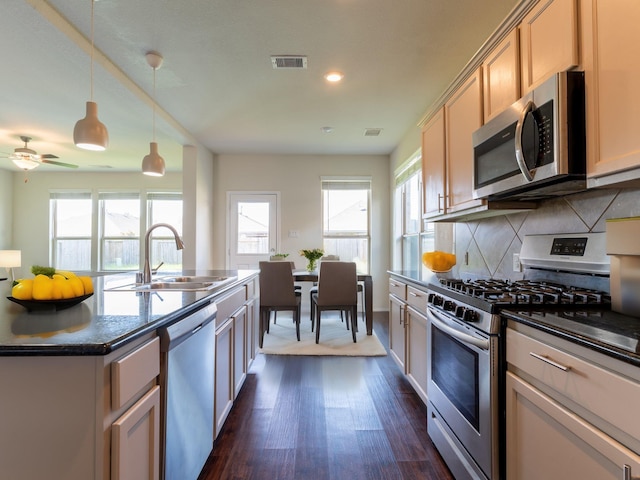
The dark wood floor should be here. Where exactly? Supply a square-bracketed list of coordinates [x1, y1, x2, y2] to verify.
[198, 312, 454, 480]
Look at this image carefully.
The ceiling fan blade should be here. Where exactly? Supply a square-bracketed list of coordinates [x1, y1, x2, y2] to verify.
[40, 154, 59, 159]
[41, 159, 78, 169]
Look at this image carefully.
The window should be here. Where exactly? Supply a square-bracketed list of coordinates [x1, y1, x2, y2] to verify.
[50, 190, 182, 272]
[322, 177, 370, 273]
[50, 192, 92, 271]
[147, 193, 183, 271]
[100, 193, 141, 271]
[393, 151, 436, 274]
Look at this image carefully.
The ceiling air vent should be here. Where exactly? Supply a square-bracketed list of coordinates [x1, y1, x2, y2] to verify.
[364, 128, 382, 137]
[271, 55, 308, 69]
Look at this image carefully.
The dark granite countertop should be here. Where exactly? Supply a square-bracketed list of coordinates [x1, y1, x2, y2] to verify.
[387, 269, 640, 368]
[502, 308, 640, 368]
[0, 269, 258, 356]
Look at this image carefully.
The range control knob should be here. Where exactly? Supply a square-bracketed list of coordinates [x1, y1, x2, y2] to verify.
[463, 309, 479, 323]
[431, 294, 444, 307]
[443, 300, 456, 312]
[455, 305, 466, 318]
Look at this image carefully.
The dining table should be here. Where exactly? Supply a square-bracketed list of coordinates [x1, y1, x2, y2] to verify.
[292, 270, 373, 335]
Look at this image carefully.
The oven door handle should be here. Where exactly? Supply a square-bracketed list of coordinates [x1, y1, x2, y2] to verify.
[427, 307, 490, 351]
[514, 99, 536, 182]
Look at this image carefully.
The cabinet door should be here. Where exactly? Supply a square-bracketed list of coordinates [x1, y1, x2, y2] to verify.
[388, 294, 406, 372]
[483, 29, 520, 122]
[246, 297, 259, 367]
[421, 107, 446, 218]
[406, 306, 428, 405]
[232, 306, 247, 398]
[519, 0, 578, 93]
[214, 318, 234, 438]
[506, 372, 640, 480]
[111, 385, 160, 480]
[583, 1, 640, 183]
[445, 68, 485, 213]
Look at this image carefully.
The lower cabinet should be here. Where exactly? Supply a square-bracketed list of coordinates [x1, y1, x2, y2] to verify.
[213, 275, 258, 439]
[214, 317, 234, 437]
[0, 333, 160, 480]
[389, 292, 406, 371]
[112, 386, 161, 480]
[388, 275, 429, 405]
[506, 323, 640, 479]
[406, 305, 428, 404]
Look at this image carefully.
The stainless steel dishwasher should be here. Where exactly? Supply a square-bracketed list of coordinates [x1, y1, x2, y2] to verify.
[159, 301, 216, 480]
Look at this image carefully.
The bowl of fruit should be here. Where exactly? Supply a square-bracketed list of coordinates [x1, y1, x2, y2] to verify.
[8, 265, 94, 312]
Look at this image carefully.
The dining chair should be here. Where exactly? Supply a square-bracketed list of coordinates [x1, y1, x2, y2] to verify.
[310, 261, 358, 344]
[259, 261, 301, 348]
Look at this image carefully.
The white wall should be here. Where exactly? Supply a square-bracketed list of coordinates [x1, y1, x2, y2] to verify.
[211, 154, 391, 311]
[0, 169, 12, 248]
[10, 171, 181, 278]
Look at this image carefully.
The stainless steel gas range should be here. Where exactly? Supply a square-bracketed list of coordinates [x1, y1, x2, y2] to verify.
[425, 233, 611, 480]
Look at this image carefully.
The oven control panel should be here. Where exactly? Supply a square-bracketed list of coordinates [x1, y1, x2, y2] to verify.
[428, 293, 480, 324]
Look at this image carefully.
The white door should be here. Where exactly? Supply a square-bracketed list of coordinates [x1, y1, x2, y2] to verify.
[228, 193, 279, 269]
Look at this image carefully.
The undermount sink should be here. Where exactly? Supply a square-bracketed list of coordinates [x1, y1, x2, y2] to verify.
[158, 275, 234, 284]
[134, 282, 216, 291]
[105, 275, 236, 292]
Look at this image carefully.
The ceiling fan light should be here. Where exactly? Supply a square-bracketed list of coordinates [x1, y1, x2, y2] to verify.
[74, 101, 109, 151]
[142, 142, 165, 177]
[10, 156, 39, 171]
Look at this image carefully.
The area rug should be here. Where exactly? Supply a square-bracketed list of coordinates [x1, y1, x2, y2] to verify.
[259, 312, 387, 356]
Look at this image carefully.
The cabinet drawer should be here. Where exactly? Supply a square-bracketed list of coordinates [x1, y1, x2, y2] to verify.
[507, 328, 640, 445]
[406, 285, 428, 311]
[216, 286, 247, 320]
[112, 337, 160, 410]
[388, 278, 407, 301]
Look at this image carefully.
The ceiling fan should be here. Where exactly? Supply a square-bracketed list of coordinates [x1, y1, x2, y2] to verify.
[2, 136, 78, 170]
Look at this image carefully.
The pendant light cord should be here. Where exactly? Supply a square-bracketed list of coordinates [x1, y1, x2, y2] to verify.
[90, 0, 95, 102]
[152, 66, 157, 142]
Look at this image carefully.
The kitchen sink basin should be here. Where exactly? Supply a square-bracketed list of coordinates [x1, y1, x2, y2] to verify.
[158, 275, 234, 284]
[134, 282, 216, 291]
[105, 275, 236, 292]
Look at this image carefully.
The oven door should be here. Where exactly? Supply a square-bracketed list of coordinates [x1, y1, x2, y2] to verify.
[427, 305, 497, 479]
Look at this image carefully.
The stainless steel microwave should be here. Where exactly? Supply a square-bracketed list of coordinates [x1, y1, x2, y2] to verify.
[472, 71, 586, 200]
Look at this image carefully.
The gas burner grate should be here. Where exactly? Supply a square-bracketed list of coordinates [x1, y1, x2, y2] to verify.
[439, 278, 610, 306]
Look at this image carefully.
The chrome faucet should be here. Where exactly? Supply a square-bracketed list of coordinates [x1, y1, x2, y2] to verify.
[142, 223, 185, 283]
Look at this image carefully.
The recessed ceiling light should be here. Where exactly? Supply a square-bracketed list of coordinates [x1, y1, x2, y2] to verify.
[324, 71, 344, 83]
[321, 126, 334, 134]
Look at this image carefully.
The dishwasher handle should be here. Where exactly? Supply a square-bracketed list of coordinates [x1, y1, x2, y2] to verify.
[159, 301, 217, 351]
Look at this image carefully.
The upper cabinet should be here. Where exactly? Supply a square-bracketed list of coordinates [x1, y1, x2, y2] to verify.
[421, 69, 487, 221]
[445, 68, 486, 214]
[519, 0, 579, 93]
[581, 0, 640, 187]
[482, 30, 520, 123]
[421, 107, 446, 217]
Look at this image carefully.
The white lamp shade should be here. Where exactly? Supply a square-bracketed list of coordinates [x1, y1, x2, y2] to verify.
[74, 101, 109, 151]
[142, 142, 165, 176]
[0, 250, 21, 268]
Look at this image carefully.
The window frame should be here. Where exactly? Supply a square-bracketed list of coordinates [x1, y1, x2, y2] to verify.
[49, 189, 182, 273]
[321, 176, 371, 274]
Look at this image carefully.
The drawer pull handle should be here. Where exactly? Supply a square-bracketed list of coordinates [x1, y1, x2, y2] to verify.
[623, 464, 632, 480]
[409, 292, 420, 297]
[529, 352, 570, 372]
[390, 282, 397, 287]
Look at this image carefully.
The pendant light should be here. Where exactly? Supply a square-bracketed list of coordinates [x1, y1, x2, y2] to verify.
[142, 51, 165, 177]
[73, 0, 109, 151]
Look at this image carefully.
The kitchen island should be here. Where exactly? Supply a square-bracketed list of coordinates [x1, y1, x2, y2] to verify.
[0, 269, 259, 480]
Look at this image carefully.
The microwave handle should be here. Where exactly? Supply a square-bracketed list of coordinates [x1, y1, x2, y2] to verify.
[514, 99, 536, 182]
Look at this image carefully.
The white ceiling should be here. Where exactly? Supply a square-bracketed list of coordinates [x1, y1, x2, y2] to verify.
[0, 0, 519, 173]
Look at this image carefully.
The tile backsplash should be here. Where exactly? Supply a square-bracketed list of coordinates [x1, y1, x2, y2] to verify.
[451, 187, 640, 292]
